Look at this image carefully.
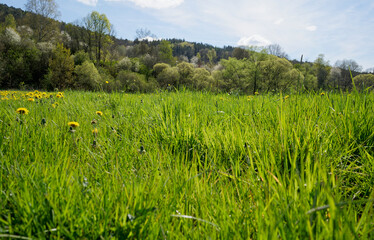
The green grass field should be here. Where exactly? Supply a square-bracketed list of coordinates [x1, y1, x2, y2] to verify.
[1, 90, 374, 239]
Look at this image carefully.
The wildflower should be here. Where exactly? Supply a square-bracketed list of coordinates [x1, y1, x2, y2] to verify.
[16, 108, 29, 115]
[28, 98, 35, 102]
[68, 122, 79, 128]
[52, 102, 58, 108]
[255, 91, 259, 95]
[56, 92, 64, 98]
[105, 81, 109, 84]
[320, 92, 325, 96]
[96, 111, 103, 116]
[91, 119, 97, 125]
[284, 95, 289, 100]
[92, 128, 98, 136]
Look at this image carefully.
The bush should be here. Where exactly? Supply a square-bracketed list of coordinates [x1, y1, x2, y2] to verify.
[73, 50, 90, 66]
[192, 68, 214, 90]
[74, 61, 102, 90]
[177, 62, 194, 87]
[116, 57, 132, 72]
[152, 63, 170, 77]
[157, 67, 180, 88]
[116, 70, 157, 93]
[353, 74, 374, 91]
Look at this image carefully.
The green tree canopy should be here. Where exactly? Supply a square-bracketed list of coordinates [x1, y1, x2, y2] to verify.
[43, 43, 74, 90]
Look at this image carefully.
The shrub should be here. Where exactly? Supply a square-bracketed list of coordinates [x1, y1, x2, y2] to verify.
[74, 61, 102, 90]
[116, 70, 157, 93]
[157, 67, 180, 88]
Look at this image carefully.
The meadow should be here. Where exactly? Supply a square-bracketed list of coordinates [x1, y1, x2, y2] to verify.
[0, 89, 374, 239]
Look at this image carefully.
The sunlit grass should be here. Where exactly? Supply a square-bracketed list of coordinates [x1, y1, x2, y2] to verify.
[0, 90, 373, 239]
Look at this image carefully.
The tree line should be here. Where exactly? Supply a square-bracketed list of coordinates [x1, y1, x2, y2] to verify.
[0, 1, 373, 94]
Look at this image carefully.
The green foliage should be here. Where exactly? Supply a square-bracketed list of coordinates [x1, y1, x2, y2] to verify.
[191, 68, 214, 90]
[152, 62, 170, 77]
[82, 11, 112, 64]
[116, 56, 132, 72]
[220, 57, 253, 93]
[0, 3, 371, 94]
[116, 70, 157, 92]
[177, 62, 194, 87]
[353, 74, 374, 91]
[3, 14, 16, 29]
[232, 47, 250, 60]
[313, 54, 331, 89]
[43, 43, 74, 90]
[0, 34, 42, 88]
[73, 50, 90, 66]
[157, 66, 180, 88]
[259, 56, 299, 92]
[157, 40, 175, 65]
[74, 60, 102, 90]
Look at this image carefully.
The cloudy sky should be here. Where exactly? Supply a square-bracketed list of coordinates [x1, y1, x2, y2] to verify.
[3, 0, 374, 70]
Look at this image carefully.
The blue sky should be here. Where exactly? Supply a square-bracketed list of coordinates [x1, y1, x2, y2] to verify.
[2, 0, 374, 70]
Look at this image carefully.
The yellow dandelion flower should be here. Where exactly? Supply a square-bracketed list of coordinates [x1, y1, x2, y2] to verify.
[68, 122, 80, 128]
[320, 92, 325, 96]
[254, 91, 259, 95]
[285, 95, 289, 99]
[105, 81, 109, 84]
[92, 128, 98, 135]
[96, 111, 103, 116]
[28, 98, 35, 102]
[16, 108, 29, 115]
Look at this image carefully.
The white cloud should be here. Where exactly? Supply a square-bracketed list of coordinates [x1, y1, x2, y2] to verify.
[274, 18, 284, 25]
[106, 0, 184, 9]
[77, 0, 98, 6]
[306, 25, 317, 31]
[139, 36, 160, 41]
[237, 35, 272, 47]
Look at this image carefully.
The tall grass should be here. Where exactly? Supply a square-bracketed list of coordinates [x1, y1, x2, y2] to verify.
[0, 90, 373, 239]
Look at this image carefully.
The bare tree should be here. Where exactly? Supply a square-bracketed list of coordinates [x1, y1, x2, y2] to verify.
[135, 28, 157, 40]
[25, 0, 60, 42]
[266, 44, 288, 59]
[334, 59, 362, 89]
